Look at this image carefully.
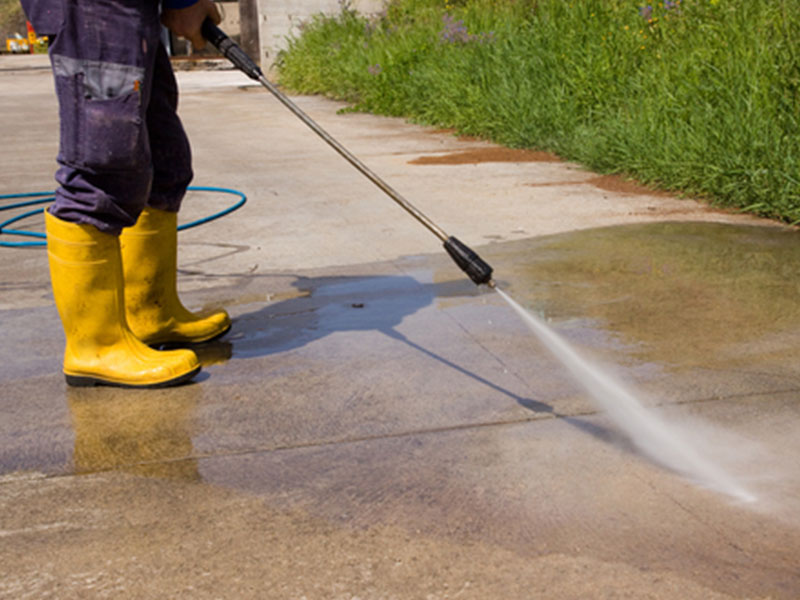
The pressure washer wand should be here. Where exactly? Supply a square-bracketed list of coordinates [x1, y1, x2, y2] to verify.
[201, 20, 495, 288]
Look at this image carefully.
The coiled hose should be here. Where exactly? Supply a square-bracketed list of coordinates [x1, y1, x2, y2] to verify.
[0, 186, 247, 248]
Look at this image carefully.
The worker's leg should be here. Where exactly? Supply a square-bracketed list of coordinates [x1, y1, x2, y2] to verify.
[119, 43, 231, 346]
[145, 41, 193, 213]
[44, 0, 201, 386]
[120, 205, 232, 346]
[120, 43, 231, 346]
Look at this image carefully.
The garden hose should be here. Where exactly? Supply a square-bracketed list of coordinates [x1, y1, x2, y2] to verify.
[0, 186, 247, 248]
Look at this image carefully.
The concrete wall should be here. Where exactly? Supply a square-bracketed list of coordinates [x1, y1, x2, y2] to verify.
[218, 2, 242, 38]
[256, 0, 384, 71]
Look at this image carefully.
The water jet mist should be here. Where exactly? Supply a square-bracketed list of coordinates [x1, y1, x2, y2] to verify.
[495, 286, 756, 503]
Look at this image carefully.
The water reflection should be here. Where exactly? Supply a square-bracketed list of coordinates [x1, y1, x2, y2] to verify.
[67, 387, 200, 480]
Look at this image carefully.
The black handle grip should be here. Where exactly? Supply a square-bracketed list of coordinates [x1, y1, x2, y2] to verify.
[201, 19, 263, 81]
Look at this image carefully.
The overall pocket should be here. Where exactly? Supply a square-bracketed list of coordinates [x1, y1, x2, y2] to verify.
[81, 87, 146, 171]
[52, 53, 147, 171]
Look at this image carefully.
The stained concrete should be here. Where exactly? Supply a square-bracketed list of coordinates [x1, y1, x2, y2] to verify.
[2, 55, 800, 599]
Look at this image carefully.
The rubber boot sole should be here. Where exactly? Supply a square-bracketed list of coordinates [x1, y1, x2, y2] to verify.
[64, 365, 202, 389]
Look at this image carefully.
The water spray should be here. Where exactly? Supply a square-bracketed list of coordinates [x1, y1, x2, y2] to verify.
[201, 20, 495, 288]
[495, 287, 756, 503]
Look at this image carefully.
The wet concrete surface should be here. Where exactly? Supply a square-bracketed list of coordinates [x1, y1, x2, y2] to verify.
[2, 56, 800, 598]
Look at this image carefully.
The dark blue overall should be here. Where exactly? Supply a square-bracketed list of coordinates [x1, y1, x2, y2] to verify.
[22, 0, 193, 234]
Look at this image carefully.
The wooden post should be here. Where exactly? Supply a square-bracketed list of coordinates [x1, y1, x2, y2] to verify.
[238, 0, 260, 66]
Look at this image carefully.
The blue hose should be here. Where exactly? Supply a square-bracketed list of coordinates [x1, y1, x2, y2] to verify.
[0, 186, 247, 248]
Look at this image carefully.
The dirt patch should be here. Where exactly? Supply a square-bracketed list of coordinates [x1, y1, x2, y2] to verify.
[524, 173, 676, 198]
[586, 174, 674, 197]
[409, 147, 562, 165]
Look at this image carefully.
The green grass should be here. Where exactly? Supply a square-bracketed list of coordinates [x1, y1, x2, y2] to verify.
[277, 0, 800, 224]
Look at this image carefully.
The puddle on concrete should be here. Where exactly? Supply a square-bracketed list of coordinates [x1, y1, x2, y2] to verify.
[484, 221, 800, 373]
[6, 221, 800, 598]
[179, 220, 800, 380]
[8, 223, 800, 477]
[6, 221, 798, 477]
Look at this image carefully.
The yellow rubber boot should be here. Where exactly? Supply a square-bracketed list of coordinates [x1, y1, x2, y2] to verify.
[45, 211, 201, 388]
[120, 207, 231, 346]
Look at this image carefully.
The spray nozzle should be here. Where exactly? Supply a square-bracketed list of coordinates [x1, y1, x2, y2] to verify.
[443, 236, 494, 287]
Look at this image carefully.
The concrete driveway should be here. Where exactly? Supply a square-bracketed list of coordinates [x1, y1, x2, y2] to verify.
[1, 54, 799, 599]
